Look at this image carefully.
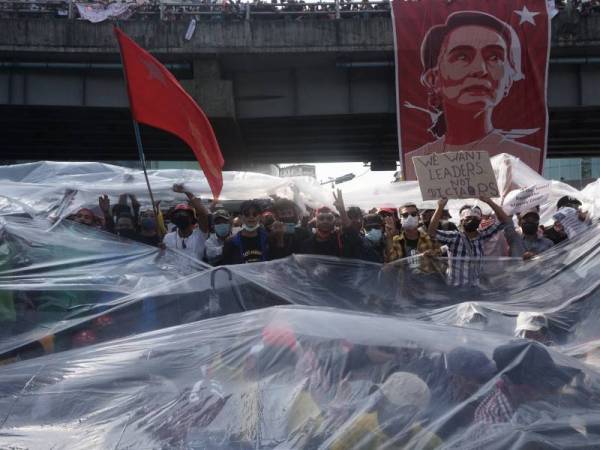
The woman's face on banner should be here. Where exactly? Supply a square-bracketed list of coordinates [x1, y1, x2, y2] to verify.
[435, 25, 512, 113]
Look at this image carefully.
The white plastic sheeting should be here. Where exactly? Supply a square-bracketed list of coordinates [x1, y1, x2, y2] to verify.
[0, 161, 333, 222]
[1, 159, 600, 449]
[3, 156, 596, 230]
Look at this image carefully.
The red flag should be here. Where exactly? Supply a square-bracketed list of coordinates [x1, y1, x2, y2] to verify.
[114, 27, 224, 198]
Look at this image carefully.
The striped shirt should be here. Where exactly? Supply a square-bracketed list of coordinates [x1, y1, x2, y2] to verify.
[435, 222, 505, 286]
[474, 378, 514, 424]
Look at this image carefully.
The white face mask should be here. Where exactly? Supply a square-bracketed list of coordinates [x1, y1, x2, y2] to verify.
[242, 224, 260, 232]
[401, 215, 419, 230]
[231, 226, 242, 235]
[365, 228, 383, 242]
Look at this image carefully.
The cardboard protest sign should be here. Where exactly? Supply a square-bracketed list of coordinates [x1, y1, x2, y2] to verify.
[503, 182, 551, 214]
[413, 151, 499, 200]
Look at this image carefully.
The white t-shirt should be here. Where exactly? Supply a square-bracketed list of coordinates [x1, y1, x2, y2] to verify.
[163, 228, 207, 262]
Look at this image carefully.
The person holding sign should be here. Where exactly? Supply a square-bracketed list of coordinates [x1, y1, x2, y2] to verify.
[504, 208, 554, 259]
[427, 196, 511, 287]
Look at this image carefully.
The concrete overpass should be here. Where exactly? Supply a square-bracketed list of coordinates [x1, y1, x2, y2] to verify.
[1, 4, 600, 169]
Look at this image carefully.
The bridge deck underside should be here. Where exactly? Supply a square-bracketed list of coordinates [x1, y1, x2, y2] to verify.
[1, 105, 599, 166]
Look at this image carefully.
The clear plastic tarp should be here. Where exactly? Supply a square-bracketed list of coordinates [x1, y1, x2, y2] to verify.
[1, 159, 600, 449]
[0, 161, 332, 221]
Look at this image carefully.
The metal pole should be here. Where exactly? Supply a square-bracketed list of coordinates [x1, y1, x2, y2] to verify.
[68, 0, 74, 19]
[132, 120, 161, 223]
[160, 1, 165, 21]
[335, 0, 340, 19]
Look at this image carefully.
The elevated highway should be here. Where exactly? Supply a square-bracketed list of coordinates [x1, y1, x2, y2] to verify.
[1, 2, 600, 168]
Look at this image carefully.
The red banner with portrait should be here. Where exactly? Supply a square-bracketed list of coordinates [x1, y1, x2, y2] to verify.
[391, 0, 550, 180]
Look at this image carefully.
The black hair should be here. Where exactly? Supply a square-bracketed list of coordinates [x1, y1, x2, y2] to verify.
[420, 11, 522, 138]
[240, 199, 263, 215]
[399, 203, 418, 212]
[363, 214, 383, 226]
[272, 198, 299, 216]
[347, 206, 364, 220]
[557, 196, 582, 210]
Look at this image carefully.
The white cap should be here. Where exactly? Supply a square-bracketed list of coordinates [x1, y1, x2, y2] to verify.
[515, 312, 548, 334]
[456, 302, 488, 326]
[379, 372, 430, 410]
[460, 207, 482, 220]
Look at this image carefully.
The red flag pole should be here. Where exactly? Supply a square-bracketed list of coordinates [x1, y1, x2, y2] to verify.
[115, 27, 161, 230]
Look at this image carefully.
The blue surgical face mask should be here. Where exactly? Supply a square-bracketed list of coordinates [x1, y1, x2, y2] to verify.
[284, 222, 297, 235]
[214, 223, 231, 238]
[141, 217, 157, 230]
[365, 228, 382, 242]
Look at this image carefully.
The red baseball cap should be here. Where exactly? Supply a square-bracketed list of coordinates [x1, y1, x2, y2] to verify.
[174, 203, 195, 213]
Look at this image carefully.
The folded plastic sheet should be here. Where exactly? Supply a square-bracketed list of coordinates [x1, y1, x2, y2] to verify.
[0, 161, 333, 222]
[1, 216, 599, 360]
[0, 214, 209, 360]
[2, 157, 598, 227]
[1, 161, 600, 449]
[2, 306, 600, 449]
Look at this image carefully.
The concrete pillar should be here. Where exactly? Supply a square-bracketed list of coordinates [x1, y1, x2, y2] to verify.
[180, 59, 235, 118]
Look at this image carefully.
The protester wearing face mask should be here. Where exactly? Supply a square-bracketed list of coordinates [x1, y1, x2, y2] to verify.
[269, 199, 311, 260]
[162, 184, 210, 262]
[204, 209, 232, 265]
[360, 214, 386, 263]
[299, 190, 363, 259]
[428, 197, 511, 287]
[222, 200, 269, 264]
[387, 203, 439, 271]
[138, 205, 165, 247]
[114, 214, 140, 241]
[505, 208, 554, 259]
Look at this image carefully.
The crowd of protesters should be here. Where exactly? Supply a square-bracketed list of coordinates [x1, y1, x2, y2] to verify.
[67, 183, 593, 285]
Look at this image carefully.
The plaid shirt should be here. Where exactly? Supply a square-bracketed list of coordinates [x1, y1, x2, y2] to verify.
[435, 222, 505, 286]
[474, 378, 514, 425]
[387, 229, 439, 261]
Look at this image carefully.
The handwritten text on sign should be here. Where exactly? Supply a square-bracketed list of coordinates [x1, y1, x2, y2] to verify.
[412, 151, 499, 201]
[503, 183, 551, 215]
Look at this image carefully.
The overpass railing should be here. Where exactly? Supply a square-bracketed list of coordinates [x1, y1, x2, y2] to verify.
[0, 0, 597, 21]
[0, 0, 391, 20]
